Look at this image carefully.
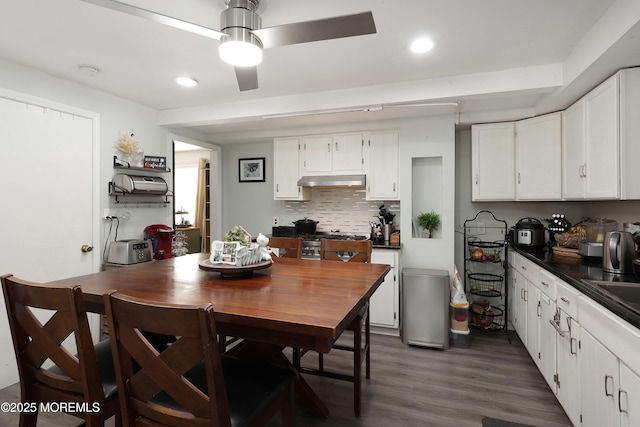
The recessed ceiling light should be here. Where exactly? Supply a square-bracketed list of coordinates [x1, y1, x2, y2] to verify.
[410, 37, 435, 54]
[175, 76, 199, 87]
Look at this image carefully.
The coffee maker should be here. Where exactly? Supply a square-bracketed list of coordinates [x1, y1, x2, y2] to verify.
[144, 224, 174, 259]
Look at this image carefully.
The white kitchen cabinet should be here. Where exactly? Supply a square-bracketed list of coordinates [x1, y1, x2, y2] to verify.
[553, 280, 582, 427]
[525, 281, 541, 363]
[512, 269, 527, 343]
[580, 328, 620, 427]
[539, 292, 557, 390]
[515, 113, 562, 200]
[619, 362, 640, 427]
[562, 74, 620, 200]
[471, 122, 515, 201]
[301, 135, 333, 174]
[579, 292, 640, 427]
[366, 132, 399, 200]
[273, 137, 310, 200]
[370, 249, 399, 334]
[300, 133, 364, 175]
[332, 133, 365, 173]
[619, 68, 640, 200]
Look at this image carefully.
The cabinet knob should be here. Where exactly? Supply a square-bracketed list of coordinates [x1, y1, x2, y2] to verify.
[81, 245, 93, 253]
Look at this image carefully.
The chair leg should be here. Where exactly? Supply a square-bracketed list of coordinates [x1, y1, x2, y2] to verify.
[281, 383, 295, 427]
[19, 410, 37, 427]
[353, 326, 362, 417]
[292, 348, 300, 370]
[365, 308, 371, 380]
[318, 353, 324, 371]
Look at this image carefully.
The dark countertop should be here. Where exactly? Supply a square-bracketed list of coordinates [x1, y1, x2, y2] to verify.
[373, 243, 402, 250]
[512, 246, 640, 329]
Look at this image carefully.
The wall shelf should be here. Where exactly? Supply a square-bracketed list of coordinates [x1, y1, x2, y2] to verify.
[113, 155, 171, 173]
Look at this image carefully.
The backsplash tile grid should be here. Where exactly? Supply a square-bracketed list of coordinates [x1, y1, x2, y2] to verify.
[283, 188, 400, 235]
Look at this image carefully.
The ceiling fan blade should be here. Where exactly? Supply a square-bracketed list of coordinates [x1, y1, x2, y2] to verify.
[235, 67, 259, 91]
[252, 11, 376, 49]
[80, 0, 226, 40]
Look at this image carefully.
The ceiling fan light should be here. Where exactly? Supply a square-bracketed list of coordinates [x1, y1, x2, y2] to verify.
[219, 40, 263, 67]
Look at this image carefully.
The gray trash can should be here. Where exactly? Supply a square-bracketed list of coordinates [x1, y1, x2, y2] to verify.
[401, 268, 450, 349]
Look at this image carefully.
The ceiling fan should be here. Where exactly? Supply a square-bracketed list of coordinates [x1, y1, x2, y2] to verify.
[81, 0, 377, 91]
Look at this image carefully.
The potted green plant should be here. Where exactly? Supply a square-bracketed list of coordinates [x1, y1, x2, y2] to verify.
[417, 211, 441, 238]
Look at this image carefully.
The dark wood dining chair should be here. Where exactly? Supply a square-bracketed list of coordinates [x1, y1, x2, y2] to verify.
[1, 274, 121, 427]
[104, 291, 296, 427]
[267, 237, 303, 258]
[294, 238, 373, 417]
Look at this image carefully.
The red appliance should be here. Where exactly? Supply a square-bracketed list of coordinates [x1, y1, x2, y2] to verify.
[144, 224, 174, 259]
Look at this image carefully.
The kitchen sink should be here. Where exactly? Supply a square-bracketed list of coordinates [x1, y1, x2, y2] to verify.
[586, 280, 640, 313]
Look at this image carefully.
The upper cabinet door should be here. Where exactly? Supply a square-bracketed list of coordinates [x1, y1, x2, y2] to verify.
[301, 135, 333, 174]
[273, 137, 310, 200]
[332, 133, 364, 173]
[515, 113, 562, 200]
[366, 132, 399, 200]
[471, 122, 515, 201]
[584, 74, 620, 199]
[562, 99, 586, 200]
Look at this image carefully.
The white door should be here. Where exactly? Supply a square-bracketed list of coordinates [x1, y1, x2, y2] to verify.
[0, 91, 98, 388]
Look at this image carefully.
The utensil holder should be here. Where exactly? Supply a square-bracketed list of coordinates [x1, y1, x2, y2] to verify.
[382, 224, 393, 244]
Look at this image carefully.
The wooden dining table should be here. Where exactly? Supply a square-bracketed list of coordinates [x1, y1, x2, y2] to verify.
[51, 252, 390, 417]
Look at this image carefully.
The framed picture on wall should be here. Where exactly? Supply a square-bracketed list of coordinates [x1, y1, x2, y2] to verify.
[238, 157, 265, 182]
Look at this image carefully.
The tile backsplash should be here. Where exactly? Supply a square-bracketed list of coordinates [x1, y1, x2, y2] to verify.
[281, 188, 400, 235]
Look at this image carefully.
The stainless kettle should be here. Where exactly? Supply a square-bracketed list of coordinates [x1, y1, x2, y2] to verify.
[603, 231, 636, 274]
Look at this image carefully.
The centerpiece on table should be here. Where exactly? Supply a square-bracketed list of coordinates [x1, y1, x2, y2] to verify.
[209, 226, 272, 266]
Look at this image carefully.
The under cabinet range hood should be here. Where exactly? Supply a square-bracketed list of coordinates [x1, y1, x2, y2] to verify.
[296, 175, 366, 188]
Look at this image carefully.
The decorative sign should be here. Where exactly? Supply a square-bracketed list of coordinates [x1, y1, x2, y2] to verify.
[238, 157, 265, 182]
[144, 156, 167, 170]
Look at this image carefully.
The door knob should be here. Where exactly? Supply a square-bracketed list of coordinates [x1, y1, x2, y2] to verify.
[81, 245, 93, 253]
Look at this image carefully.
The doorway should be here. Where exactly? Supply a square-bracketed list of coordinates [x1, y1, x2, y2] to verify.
[172, 137, 220, 253]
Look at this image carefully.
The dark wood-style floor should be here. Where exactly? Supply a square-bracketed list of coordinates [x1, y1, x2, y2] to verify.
[0, 331, 572, 427]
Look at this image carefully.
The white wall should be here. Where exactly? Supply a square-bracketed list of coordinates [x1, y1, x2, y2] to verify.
[0, 57, 207, 389]
[0, 58, 207, 250]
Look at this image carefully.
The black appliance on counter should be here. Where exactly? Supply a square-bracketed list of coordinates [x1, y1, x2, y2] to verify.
[271, 226, 368, 259]
[511, 217, 546, 248]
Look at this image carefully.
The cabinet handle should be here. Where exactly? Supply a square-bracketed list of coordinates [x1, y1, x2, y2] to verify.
[523, 289, 528, 302]
[583, 164, 587, 178]
[328, 143, 331, 152]
[517, 172, 521, 184]
[475, 174, 479, 185]
[570, 337, 578, 355]
[619, 389, 628, 413]
[560, 296, 570, 306]
[541, 280, 549, 288]
[537, 301, 541, 317]
[393, 182, 396, 192]
[335, 142, 338, 151]
[605, 375, 614, 397]
[276, 184, 279, 192]
[521, 265, 527, 271]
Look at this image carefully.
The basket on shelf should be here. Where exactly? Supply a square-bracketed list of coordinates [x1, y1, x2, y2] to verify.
[467, 240, 503, 263]
[467, 272, 503, 297]
[469, 300, 504, 330]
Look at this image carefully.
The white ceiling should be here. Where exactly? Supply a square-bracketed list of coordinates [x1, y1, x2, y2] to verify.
[2, 0, 640, 143]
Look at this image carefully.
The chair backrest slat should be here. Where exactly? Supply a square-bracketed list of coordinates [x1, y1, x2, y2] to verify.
[268, 237, 303, 258]
[320, 239, 372, 263]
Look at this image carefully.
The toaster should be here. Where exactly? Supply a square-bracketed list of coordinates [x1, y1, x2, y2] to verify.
[107, 240, 153, 264]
